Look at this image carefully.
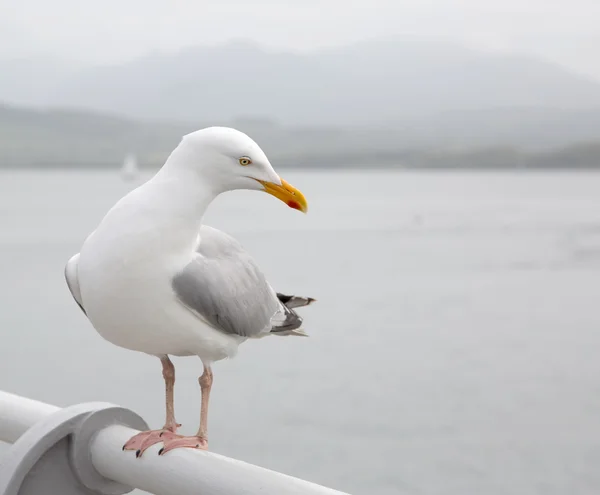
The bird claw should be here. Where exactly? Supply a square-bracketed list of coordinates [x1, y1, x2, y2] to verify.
[158, 435, 208, 455]
[123, 429, 180, 457]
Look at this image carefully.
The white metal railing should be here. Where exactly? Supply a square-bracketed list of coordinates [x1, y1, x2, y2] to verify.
[0, 390, 351, 495]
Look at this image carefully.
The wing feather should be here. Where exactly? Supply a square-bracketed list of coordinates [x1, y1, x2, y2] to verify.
[172, 226, 304, 338]
[65, 253, 86, 315]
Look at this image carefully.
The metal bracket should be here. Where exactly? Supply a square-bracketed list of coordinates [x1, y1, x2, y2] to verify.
[0, 402, 148, 495]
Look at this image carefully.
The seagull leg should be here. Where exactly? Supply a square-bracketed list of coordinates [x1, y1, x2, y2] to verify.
[123, 356, 181, 457]
[197, 364, 213, 444]
[161, 356, 180, 431]
[159, 364, 212, 454]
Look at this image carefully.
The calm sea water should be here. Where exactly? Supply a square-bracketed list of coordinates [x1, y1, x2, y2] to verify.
[1, 169, 600, 495]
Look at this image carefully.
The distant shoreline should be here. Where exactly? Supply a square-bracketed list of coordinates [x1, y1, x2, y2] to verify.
[3, 102, 600, 172]
[2, 161, 600, 170]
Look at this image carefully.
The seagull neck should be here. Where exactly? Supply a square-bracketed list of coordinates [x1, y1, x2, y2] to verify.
[146, 172, 217, 232]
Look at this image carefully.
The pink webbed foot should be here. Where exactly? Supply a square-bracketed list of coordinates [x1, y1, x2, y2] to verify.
[123, 428, 180, 458]
[158, 435, 208, 455]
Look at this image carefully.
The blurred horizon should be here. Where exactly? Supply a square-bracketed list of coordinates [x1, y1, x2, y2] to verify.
[1, 2, 600, 168]
[2, 35, 600, 170]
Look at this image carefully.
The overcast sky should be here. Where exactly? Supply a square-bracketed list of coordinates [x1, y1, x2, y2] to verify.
[1, 0, 599, 78]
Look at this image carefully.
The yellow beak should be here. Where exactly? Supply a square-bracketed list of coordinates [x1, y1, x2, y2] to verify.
[257, 178, 308, 213]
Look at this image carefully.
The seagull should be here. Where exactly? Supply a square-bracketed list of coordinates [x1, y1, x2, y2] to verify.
[65, 127, 314, 456]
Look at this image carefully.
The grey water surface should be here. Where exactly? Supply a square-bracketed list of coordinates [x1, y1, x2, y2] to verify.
[1, 169, 600, 495]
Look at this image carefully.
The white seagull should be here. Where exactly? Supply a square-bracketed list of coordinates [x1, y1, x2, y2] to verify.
[65, 127, 314, 456]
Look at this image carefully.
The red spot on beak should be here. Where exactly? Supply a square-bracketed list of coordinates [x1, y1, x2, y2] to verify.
[287, 200, 301, 210]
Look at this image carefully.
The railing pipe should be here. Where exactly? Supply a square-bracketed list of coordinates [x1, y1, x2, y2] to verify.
[0, 391, 59, 444]
[0, 390, 351, 495]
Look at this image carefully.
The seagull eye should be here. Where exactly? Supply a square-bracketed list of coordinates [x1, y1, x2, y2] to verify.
[239, 157, 252, 166]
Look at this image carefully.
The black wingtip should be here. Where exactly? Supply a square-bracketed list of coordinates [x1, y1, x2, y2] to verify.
[277, 293, 317, 309]
[277, 293, 294, 304]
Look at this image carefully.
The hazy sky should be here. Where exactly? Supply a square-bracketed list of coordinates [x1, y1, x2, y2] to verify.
[2, 0, 599, 78]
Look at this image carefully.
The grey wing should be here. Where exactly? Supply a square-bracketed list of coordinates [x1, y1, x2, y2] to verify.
[65, 253, 86, 315]
[172, 226, 303, 338]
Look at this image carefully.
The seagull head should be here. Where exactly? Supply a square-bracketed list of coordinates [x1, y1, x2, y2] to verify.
[167, 126, 308, 213]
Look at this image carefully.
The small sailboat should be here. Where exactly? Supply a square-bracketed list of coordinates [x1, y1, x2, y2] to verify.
[121, 153, 139, 181]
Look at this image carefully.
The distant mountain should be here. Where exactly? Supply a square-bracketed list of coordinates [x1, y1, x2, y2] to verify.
[2, 102, 600, 169]
[4, 38, 600, 126]
[400, 106, 600, 150]
[0, 103, 189, 167]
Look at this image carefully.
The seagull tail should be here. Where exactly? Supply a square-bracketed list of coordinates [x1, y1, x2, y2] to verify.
[270, 293, 316, 337]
